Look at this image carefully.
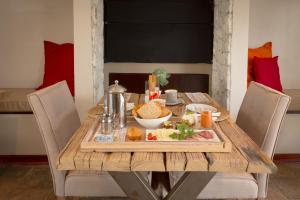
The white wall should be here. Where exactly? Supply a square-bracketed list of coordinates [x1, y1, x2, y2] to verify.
[276, 115, 300, 153]
[229, 0, 249, 120]
[249, 0, 300, 89]
[0, 115, 45, 155]
[249, 0, 300, 154]
[0, 0, 73, 155]
[73, 0, 94, 120]
[0, 0, 74, 88]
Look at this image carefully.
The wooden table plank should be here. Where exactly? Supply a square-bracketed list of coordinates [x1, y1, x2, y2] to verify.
[179, 93, 191, 104]
[184, 92, 244, 172]
[218, 120, 277, 174]
[185, 153, 209, 171]
[57, 117, 95, 170]
[166, 153, 187, 171]
[206, 145, 248, 172]
[129, 93, 140, 105]
[74, 151, 92, 170]
[131, 152, 165, 171]
[139, 94, 145, 104]
[102, 152, 131, 171]
[90, 152, 107, 170]
[57, 92, 276, 174]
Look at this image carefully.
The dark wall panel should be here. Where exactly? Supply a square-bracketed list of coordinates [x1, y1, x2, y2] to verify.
[105, 0, 213, 23]
[104, 0, 213, 63]
[109, 73, 209, 93]
[105, 23, 213, 63]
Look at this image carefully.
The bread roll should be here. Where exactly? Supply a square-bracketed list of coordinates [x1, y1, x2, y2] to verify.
[127, 127, 143, 141]
[137, 101, 162, 119]
[159, 107, 170, 118]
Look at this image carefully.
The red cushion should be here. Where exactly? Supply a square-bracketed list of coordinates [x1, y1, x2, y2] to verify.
[37, 41, 74, 95]
[253, 56, 283, 92]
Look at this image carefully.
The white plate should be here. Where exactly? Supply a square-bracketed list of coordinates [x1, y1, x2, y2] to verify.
[145, 129, 221, 142]
[186, 103, 217, 113]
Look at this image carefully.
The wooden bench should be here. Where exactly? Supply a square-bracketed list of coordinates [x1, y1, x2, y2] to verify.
[284, 89, 300, 114]
[0, 88, 34, 114]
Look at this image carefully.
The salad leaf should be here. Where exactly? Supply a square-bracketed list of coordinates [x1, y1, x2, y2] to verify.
[169, 123, 195, 140]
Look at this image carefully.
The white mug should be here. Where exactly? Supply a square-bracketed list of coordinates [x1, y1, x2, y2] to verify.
[165, 89, 178, 103]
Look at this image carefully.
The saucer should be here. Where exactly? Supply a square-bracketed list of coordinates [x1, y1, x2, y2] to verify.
[165, 98, 184, 106]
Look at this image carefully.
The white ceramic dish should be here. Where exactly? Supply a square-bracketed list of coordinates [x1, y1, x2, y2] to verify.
[165, 98, 184, 106]
[145, 129, 220, 142]
[134, 112, 172, 129]
[186, 103, 217, 113]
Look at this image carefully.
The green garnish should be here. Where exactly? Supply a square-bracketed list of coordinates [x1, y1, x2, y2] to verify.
[169, 123, 195, 140]
[185, 110, 195, 115]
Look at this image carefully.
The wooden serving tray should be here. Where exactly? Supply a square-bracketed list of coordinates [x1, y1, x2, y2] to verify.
[80, 118, 232, 153]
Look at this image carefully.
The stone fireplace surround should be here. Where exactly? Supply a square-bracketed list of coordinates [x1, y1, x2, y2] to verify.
[77, 0, 249, 119]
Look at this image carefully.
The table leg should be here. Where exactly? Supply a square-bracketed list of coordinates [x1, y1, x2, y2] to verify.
[109, 171, 160, 200]
[164, 172, 216, 200]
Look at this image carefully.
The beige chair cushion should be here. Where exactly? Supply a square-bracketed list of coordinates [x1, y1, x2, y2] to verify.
[237, 82, 291, 198]
[169, 82, 290, 199]
[28, 81, 131, 197]
[0, 88, 34, 113]
[65, 171, 126, 197]
[28, 81, 81, 196]
[169, 172, 258, 199]
[198, 173, 258, 199]
[237, 82, 291, 154]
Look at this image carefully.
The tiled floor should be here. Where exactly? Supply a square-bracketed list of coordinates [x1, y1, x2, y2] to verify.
[0, 162, 299, 200]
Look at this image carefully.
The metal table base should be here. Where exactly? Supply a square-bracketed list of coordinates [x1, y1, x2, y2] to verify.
[109, 171, 216, 200]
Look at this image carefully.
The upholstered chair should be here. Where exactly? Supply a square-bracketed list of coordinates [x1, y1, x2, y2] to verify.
[169, 81, 291, 199]
[28, 81, 126, 199]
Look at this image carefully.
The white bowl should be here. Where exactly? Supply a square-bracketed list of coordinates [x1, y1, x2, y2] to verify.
[186, 103, 217, 113]
[134, 112, 172, 129]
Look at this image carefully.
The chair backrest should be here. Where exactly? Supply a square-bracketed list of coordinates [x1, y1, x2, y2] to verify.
[28, 81, 81, 196]
[236, 81, 291, 198]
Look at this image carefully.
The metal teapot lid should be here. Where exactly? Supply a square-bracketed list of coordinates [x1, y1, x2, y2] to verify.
[108, 80, 127, 93]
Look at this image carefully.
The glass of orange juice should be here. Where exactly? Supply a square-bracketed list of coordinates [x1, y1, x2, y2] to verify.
[200, 111, 212, 128]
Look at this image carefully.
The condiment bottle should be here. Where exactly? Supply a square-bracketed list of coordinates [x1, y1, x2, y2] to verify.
[200, 111, 212, 128]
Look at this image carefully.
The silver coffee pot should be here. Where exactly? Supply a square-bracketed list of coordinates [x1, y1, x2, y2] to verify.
[103, 80, 127, 128]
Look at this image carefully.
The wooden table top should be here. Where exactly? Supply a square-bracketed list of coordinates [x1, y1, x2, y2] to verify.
[56, 93, 277, 174]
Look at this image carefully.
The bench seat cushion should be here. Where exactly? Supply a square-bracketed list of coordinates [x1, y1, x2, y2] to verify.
[169, 172, 258, 199]
[65, 170, 126, 197]
[284, 89, 300, 113]
[0, 88, 34, 113]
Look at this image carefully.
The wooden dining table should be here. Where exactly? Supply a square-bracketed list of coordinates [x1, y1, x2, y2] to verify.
[56, 93, 277, 200]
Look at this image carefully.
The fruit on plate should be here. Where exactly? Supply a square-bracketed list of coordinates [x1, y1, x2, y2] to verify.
[127, 127, 143, 141]
[147, 133, 157, 141]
